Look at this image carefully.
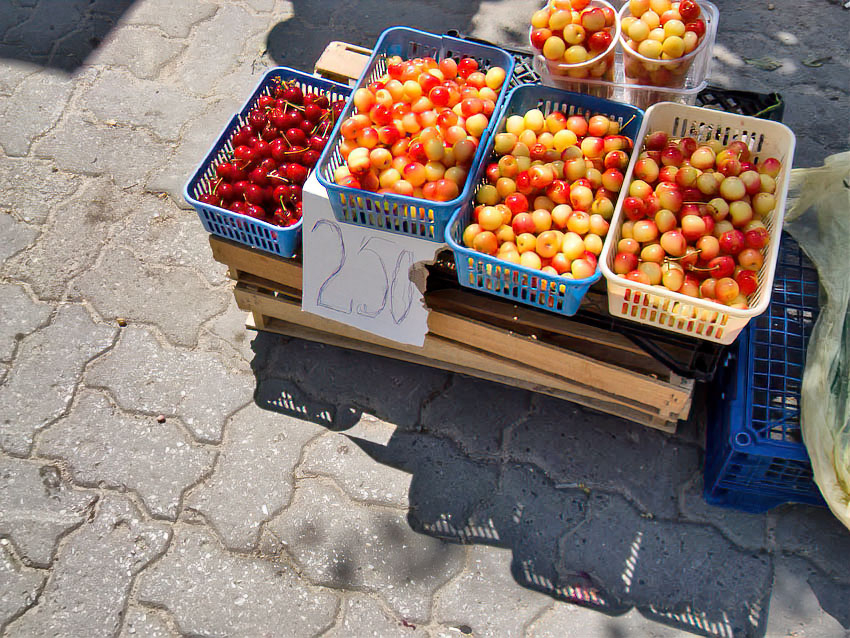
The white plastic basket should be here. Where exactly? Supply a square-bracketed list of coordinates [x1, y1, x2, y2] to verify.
[599, 102, 796, 345]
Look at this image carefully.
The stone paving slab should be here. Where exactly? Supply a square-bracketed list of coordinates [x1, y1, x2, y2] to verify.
[70, 245, 231, 347]
[323, 593, 430, 638]
[85, 26, 185, 81]
[84, 325, 253, 443]
[267, 477, 465, 623]
[0, 303, 116, 456]
[0, 455, 96, 568]
[184, 402, 323, 551]
[5, 493, 170, 638]
[0, 283, 51, 362]
[121, 0, 218, 39]
[81, 68, 206, 142]
[0, 68, 74, 157]
[0, 213, 37, 265]
[4, 176, 132, 300]
[36, 389, 216, 520]
[508, 394, 700, 519]
[1, 1, 849, 637]
[32, 114, 174, 188]
[433, 545, 552, 637]
[117, 605, 178, 638]
[136, 525, 339, 638]
[0, 155, 80, 225]
[296, 415, 413, 510]
[420, 374, 534, 461]
[0, 541, 45, 629]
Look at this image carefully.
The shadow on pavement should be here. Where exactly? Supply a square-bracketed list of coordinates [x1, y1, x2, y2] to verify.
[266, 0, 485, 72]
[251, 329, 850, 638]
[0, 0, 137, 72]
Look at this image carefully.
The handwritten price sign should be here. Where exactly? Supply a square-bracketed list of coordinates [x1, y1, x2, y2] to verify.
[301, 175, 441, 346]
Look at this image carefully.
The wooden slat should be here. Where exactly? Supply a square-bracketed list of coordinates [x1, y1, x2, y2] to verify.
[426, 310, 689, 420]
[233, 285, 686, 427]
[247, 312, 677, 434]
[209, 236, 302, 290]
[426, 288, 648, 356]
[212, 237, 678, 383]
[313, 41, 371, 85]
[212, 235, 694, 429]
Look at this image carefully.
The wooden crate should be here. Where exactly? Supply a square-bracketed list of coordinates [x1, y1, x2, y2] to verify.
[210, 236, 693, 433]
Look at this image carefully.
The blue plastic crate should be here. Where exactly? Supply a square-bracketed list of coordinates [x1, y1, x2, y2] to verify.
[184, 67, 351, 258]
[704, 234, 826, 512]
[315, 27, 516, 242]
[444, 85, 644, 317]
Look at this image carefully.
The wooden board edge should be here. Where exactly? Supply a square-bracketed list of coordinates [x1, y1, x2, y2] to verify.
[234, 286, 684, 431]
[246, 311, 678, 434]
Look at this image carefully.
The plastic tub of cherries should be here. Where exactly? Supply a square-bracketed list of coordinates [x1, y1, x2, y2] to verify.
[532, 0, 718, 111]
[599, 102, 796, 345]
[184, 67, 351, 257]
[529, 0, 621, 99]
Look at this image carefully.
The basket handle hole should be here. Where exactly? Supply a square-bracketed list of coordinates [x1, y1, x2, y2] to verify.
[735, 432, 752, 446]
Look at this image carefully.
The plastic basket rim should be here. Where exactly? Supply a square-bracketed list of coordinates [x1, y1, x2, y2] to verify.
[599, 101, 797, 321]
[535, 54, 709, 96]
[182, 66, 352, 240]
[314, 26, 517, 217]
[444, 207, 604, 287]
[445, 83, 646, 291]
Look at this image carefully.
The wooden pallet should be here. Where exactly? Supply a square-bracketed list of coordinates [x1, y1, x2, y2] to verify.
[210, 236, 693, 433]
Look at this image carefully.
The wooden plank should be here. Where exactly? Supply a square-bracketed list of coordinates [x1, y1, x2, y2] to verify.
[209, 236, 302, 291]
[233, 284, 685, 426]
[313, 41, 371, 85]
[247, 312, 677, 434]
[213, 238, 678, 383]
[212, 235, 693, 428]
[426, 288, 648, 358]
[426, 310, 690, 420]
[424, 288, 676, 380]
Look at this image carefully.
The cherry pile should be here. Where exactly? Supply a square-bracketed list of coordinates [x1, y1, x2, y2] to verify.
[197, 78, 346, 228]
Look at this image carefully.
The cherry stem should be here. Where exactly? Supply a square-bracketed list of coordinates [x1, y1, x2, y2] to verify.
[212, 177, 223, 194]
[665, 248, 702, 262]
[620, 114, 637, 130]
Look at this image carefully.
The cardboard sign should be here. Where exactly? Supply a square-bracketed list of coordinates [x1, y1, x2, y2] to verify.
[301, 174, 442, 346]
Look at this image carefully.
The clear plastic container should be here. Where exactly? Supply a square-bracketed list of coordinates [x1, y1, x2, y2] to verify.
[531, 0, 621, 99]
[618, 0, 718, 89]
[534, 0, 718, 110]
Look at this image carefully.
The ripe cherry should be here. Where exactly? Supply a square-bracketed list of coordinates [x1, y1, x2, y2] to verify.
[302, 149, 320, 167]
[244, 183, 265, 204]
[279, 83, 303, 105]
[216, 162, 236, 180]
[304, 102, 323, 122]
[248, 109, 267, 130]
[286, 163, 308, 185]
[233, 145, 257, 163]
[231, 125, 253, 146]
[308, 135, 328, 151]
[245, 204, 266, 219]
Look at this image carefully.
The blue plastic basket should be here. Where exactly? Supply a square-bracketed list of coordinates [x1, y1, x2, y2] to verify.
[315, 27, 516, 242]
[445, 85, 644, 317]
[704, 234, 826, 512]
[184, 67, 351, 258]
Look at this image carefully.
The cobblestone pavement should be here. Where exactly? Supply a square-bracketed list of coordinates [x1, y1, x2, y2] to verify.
[1, 1, 849, 637]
